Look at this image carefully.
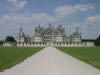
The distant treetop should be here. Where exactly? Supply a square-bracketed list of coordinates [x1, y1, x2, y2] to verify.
[5, 36, 16, 42]
[95, 35, 100, 46]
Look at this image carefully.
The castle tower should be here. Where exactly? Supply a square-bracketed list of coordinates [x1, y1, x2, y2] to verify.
[33, 25, 43, 42]
[17, 27, 27, 43]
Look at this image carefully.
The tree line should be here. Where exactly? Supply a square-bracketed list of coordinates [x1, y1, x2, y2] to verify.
[95, 35, 100, 46]
[0, 36, 15, 45]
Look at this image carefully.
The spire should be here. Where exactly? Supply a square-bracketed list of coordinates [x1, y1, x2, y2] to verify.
[76, 27, 78, 32]
[49, 24, 51, 28]
[59, 25, 62, 27]
[20, 27, 22, 32]
[38, 24, 40, 29]
[59, 25, 62, 29]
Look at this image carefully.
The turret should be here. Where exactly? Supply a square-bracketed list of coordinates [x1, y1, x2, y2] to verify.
[48, 24, 53, 30]
[38, 24, 40, 29]
[76, 27, 79, 33]
[59, 25, 62, 28]
[17, 27, 27, 43]
[49, 24, 51, 27]
[70, 27, 82, 42]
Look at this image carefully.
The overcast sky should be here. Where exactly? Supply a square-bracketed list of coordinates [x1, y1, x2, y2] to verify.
[0, 0, 100, 40]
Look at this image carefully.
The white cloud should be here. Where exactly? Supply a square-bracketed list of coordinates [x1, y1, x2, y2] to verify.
[54, 5, 76, 18]
[31, 13, 57, 23]
[0, 3, 97, 39]
[54, 4, 95, 18]
[8, 0, 18, 4]
[8, 0, 27, 10]
[84, 15, 100, 25]
[0, 13, 56, 28]
[74, 4, 95, 11]
[0, 12, 57, 39]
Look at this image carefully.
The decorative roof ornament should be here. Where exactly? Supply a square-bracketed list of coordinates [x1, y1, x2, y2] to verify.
[76, 27, 79, 33]
[20, 27, 22, 32]
[49, 24, 52, 28]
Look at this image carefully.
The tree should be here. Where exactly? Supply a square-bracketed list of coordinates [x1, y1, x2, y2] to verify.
[0, 40, 3, 45]
[95, 35, 100, 46]
[5, 36, 16, 42]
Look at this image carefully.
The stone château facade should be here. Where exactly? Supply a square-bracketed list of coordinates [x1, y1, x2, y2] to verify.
[16, 24, 94, 47]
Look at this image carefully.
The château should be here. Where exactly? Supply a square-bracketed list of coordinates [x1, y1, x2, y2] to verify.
[16, 24, 94, 47]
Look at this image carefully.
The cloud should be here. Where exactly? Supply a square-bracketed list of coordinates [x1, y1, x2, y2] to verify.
[54, 4, 95, 18]
[77, 15, 100, 39]
[54, 5, 76, 18]
[0, 13, 56, 28]
[81, 0, 89, 3]
[8, 0, 27, 10]
[61, 15, 100, 39]
[31, 13, 57, 23]
[75, 15, 100, 30]
[74, 4, 95, 11]
[0, 3, 97, 39]
[0, 12, 57, 39]
[84, 15, 100, 25]
[8, 0, 17, 4]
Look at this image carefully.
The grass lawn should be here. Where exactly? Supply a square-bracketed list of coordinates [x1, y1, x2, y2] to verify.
[0, 47, 44, 71]
[56, 47, 100, 69]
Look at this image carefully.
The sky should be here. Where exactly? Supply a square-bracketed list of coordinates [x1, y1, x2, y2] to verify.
[0, 0, 100, 40]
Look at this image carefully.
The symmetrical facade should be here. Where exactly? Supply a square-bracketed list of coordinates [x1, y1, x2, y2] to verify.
[17, 24, 94, 47]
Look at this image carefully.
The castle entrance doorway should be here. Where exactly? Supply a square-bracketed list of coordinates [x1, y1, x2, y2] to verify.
[47, 42, 53, 46]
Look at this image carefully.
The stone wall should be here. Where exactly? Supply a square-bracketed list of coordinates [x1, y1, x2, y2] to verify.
[17, 42, 94, 47]
[3, 42, 16, 46]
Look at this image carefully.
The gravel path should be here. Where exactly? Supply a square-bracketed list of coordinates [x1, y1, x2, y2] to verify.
[0, 47, 100, 75]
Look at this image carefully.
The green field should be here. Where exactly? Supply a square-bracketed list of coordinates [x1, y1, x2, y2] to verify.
[0, 47, 44, 71]
[57, 47, 100, 69]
